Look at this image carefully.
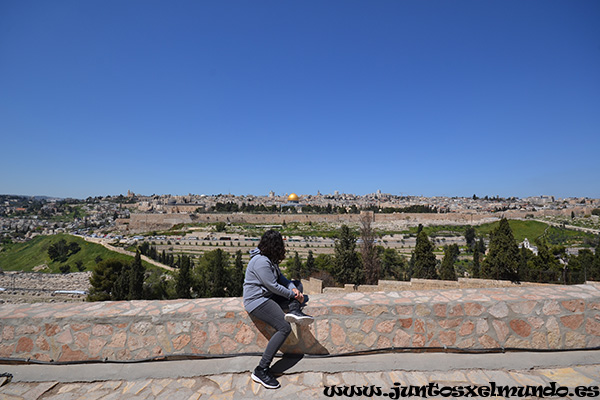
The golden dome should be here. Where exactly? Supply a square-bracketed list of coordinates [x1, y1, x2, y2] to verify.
[288, 193, 299, 202]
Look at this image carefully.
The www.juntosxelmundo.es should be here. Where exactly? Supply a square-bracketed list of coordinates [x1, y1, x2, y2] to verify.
[323, 382, 600, 398]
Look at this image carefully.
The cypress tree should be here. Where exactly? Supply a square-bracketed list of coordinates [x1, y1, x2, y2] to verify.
[478, 237, 486, 254]
[286, 251, 303, 280]
[439, 244, 458, 281]
[472, 247, 481, 278]
[229, 250, 245, 297]
[412, 230, 438, 279]
[360, 213, 380, 285]
[129, 250, 145, 300]
[465, 227, 476, 252]
[518, 246, 534, 282]
[206, 249, 229, 297]
[305, 250, 315, 276]
[175, 255, 192, 299]
[333, 225, 363, 285]
[112, 264, 131, 301]
[480, 218, 520, 282]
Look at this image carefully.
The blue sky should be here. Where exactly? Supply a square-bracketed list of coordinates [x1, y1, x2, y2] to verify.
[1, 1, 599, 199]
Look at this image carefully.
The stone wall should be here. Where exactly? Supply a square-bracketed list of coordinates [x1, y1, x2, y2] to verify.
[125, 212, 503, 233]
[1, 284, 599, 363]
[125, 214, 193, 233]
[0, 272, 91, 304]
[312, 277, 554, 295]
[123, 208, 587, 233]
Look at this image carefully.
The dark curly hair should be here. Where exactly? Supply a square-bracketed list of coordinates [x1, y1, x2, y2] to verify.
[258, 229, 286, 264]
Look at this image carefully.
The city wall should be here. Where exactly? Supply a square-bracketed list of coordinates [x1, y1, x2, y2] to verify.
[124, 212, 503, 233]
[1, 283, 599, 363]
[121, 208, 584, 233]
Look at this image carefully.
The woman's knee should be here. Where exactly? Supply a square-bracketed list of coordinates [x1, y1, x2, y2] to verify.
[279, 321, 292, 336]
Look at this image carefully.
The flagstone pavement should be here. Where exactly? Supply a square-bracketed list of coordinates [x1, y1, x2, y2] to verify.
[1, 350, 599, 399]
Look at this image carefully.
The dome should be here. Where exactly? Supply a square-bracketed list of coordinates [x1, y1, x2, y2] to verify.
[288, 193, 299, 202]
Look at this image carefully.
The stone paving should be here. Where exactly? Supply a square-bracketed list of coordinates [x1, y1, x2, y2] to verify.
[1, 359, 599, 399]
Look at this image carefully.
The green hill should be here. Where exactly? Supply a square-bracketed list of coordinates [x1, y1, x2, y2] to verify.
[405, 219, 593, 247]
[475, 220, 548, 243]
[0, 234, 149, 273]
[475, 219, 595, 246]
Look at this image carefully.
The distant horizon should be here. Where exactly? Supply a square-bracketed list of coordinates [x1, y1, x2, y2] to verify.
[2, 190, 596, 201]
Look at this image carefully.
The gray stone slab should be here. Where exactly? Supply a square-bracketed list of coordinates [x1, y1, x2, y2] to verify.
[0, 350, 598, 383]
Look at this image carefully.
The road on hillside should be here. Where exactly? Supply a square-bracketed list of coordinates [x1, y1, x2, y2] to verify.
[78, 236, 175, 272]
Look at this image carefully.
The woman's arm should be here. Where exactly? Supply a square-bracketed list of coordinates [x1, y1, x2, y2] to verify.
[253, 259, 295, 299]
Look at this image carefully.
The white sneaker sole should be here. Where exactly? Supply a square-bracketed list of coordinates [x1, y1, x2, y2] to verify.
[284, 313, 314, 326]
[251, 373, 280, 389]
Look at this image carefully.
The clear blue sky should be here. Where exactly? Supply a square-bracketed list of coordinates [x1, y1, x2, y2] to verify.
[1, 1, 599, 199]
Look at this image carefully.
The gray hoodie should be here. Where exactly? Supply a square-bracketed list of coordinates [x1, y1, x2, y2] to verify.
[243, 248, 297, 313]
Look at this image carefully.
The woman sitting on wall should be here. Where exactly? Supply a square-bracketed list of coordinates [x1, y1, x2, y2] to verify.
[243, 229, 314, 389]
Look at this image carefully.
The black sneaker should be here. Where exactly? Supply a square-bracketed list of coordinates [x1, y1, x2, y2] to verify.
[284, 309, 314, 325]
[251, 366, 280, 389]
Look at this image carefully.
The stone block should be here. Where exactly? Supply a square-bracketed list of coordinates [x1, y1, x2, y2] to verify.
[561, 314, 584, 330]
[464, 302, 485, 316]
[562, 300, 585, 312]
[459, 321, 474, 336]
[16, 337, 34, 353]
[510, 319, 532, 338]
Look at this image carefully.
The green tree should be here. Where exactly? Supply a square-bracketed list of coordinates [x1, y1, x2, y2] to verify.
[144, 270, 170, 300]
[471, 247, 481, 278]
[129, 250, 145, 300]
[68, 241, 81, 255]
[88, 259, 127, 301]
[229, 250, 245, 297]
[195, 249, 230, 298]
[285, 251, 303, 280]
[480, 218, 519, 282]
[465, 227, 476, 252]
[175, 255, 193, 299]
[360, 213, 380, 285]
[439, 244, 459, 281]
[531, 239, 562, 283]
[215, 222, 226, 232]
[314, 253, 334, 273]
[412, 230, 438, 279]
[112, 263, 131, 301]
[567, 247, 596, 284]
[478, 237, 486, 254]
[333, 225, 363, 285]
[48, 239, 70, 262]
[378, 247, 407, 280]
[59, 264, 71, 274]
[518, 246, 535, 282]
[304, 250, 316, 277]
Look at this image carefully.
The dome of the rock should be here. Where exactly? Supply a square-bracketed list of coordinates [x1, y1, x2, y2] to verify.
[288, 193, 299, 202]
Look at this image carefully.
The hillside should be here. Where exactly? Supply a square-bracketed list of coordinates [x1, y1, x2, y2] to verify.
[0, 234, 151, 273]
[476, 219, 595, 245]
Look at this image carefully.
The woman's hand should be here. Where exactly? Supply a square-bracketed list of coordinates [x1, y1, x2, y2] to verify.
[292, 288, 304, 303]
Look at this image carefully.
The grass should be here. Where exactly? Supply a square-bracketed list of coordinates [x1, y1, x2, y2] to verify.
[475, 220, 549, 243]
[473, 219, 597, 245]
[0, 234, 155, 273]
